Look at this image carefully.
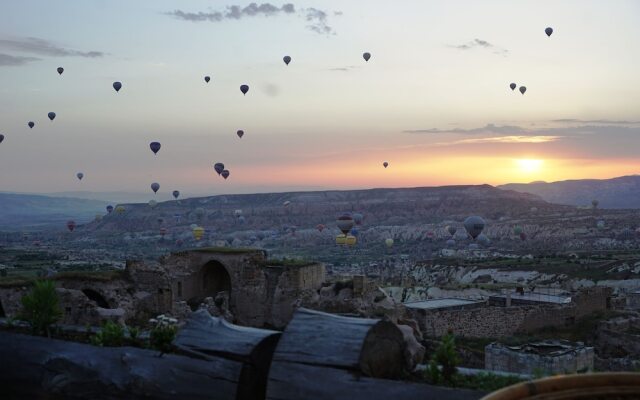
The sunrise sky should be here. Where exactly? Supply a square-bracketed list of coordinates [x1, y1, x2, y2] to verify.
[1, 0, 640, 197]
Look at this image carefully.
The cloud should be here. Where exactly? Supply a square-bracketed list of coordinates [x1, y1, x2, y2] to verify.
[168, 3, 338, 35]
[0, 53, 40, 66]
[552, 118, 640, 125]
[328, 65, 358, 72]
[435, 135, 562, 146]
[450, 38, 508, 56]
[0, 37, 103, 58]
[304, 7, 334, 35]
[404, 123, 528, 135]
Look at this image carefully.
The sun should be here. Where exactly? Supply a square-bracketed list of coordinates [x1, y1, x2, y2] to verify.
[515, 158, 543, 173]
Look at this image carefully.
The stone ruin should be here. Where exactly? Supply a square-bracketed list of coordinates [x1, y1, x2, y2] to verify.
[485, 340, 594, 375]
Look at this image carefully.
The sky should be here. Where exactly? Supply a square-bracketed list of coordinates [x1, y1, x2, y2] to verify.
[1, 0, 640, 198]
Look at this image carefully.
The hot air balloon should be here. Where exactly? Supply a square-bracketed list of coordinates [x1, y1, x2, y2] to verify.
[383, 161, 389, 168]
[150, 142, 161, 155]
[363, 52, 371, 62]
[336, 213, 354, 235]
[336, 235, 347, 245]
[519, 86, 526, 95]
[446, 239, 456, 248]
[66, 220, 76, 232]
[214, 162, 225, 175]
[0, 134, 4, 144]
[160, 227, 167, 237]
[238, 215, 246, 224]
[237, 130, 244, 138]
[464, 216, 485, 239]
[316, 224, 325, 232]
[172, 190, 180, 199]
[478, 233, 491, 246]
[345, 235, 357, 246]
[48, 112, 56, 121]
[283, 55, 291, 65]
[28, 121, 34, 129]
[446, 225, 457, 236]
[151, 182, 160, 193]
[510, 83, 516, 91]
[106, 205, 114, 213]
[240, 84, 249, 95]
[513, 226, 523, 235]
[115, 205, 125, 214]
[57, 67, 64, 75]
[204, 76, 210, 83]
[592, 199, 599, 209]
[192, 226, 204, 241]
[113, 81, 122, 92]
[221, 170, 230, 179]
[545, 27, 553, 37]
[76, 172, 83, 180]
[149, 200, 158, 208]
[596, 220, 605, 230]
[353, 213, 364, 225]
[385, 238, 394, 248]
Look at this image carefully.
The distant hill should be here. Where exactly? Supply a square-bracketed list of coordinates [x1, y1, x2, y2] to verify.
[83, 184, 567, 236]
[0, 193, 109, 230]
[499, 175, 640, 209]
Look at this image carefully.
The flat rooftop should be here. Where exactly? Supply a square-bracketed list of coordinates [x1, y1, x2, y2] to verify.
[492, 292, 572, 304]
[404, 298, 483, 310]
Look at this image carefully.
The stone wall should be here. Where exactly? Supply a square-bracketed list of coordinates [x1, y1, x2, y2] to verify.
[485, 341, 594, 375]
[409, 303, 575, 338]
[409, 287, 612, 339]
[627, 292, 640, 310]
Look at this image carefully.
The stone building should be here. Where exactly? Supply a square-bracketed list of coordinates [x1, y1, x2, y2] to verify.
[627, 290, 640, 310]
[407, 287, 612, 338]
[0, 248, 326, 329]
[485, 340, 594, 375]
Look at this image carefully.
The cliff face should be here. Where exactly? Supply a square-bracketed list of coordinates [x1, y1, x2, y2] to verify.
[82, 184, 563, 236]
[500, 175, 640, 209]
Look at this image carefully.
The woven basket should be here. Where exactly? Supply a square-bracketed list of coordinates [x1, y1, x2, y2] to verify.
[481, 373, 640, 400]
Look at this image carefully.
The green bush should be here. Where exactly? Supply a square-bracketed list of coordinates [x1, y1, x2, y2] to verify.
[20, 279, 62, 337]
[150, 324, 177, 354]
[427, 332, 460, 384]
[90, 320, 125, 347]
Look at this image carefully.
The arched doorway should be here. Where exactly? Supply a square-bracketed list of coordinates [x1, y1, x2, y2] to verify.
[201, 261, 231, 298]
[82, 289, 111, 309]
[187, 260, 232, 310]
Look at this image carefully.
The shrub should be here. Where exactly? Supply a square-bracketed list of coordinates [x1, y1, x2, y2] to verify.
[426, 332, 460, 384]
[20, 279, 62, 337]
[90, 320, 125, 347]
[148, 315, 179, 355]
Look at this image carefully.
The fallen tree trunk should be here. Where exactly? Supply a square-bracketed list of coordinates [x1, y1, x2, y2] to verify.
[266, 308, 482, 400]
[0, 331, 241, 400]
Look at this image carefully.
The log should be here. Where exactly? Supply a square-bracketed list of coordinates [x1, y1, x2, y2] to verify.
[0, 331, 241, 400]
[266, 308, 484, 400]
[267, 362, 483, 400]
[174, 309, 281, 400]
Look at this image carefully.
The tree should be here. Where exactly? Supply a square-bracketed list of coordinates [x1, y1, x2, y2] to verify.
[20, 280, 62, 337]
[427, 331, 460, 384]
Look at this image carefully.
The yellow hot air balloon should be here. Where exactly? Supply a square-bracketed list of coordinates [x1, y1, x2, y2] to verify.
[345, 235, 357, 246]
[115, 205, 125, 214]
[385, 238, 394, 248]
[335, 234, 347, 245]
[192, 226, 205, 241]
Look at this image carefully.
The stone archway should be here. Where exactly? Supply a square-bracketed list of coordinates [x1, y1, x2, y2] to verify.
[187, 260, 232, 310]
[82, 289, 110, 309]
[201, 260, 232, 298]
